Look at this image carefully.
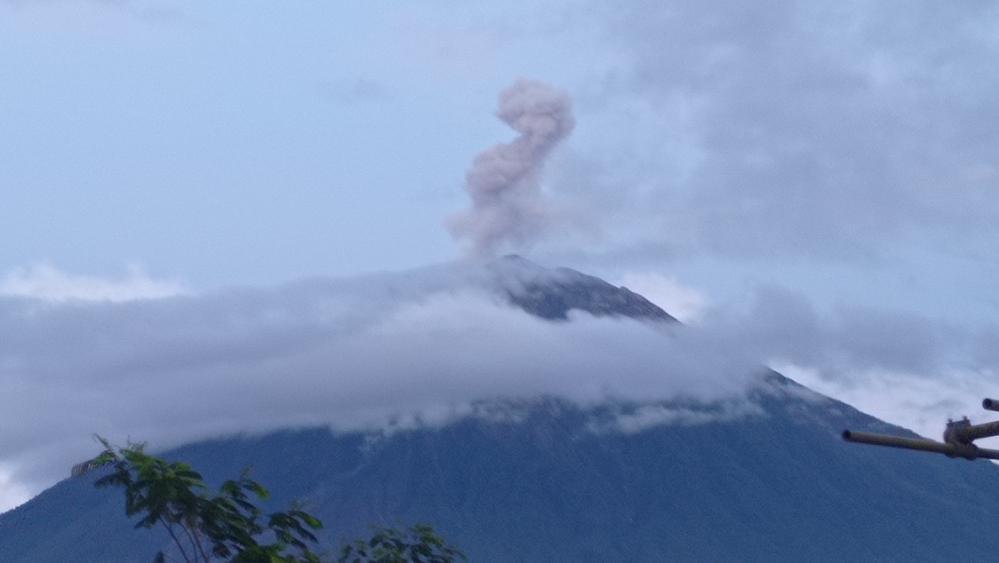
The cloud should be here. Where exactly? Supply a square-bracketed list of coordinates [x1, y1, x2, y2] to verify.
[0, 261, 763, 512]
[448, 79, 576, 256]
[0, 263, 188, 303]
[0, 259, 994, 513]
[561, 0, 999, 263]
[703, 284, 999, 446]
[712, 284, 968, 378]
[587, 400, 764, 434]
[0, 466, 31, 512]
[777, 362, 999, 451]
[615, 272, 708, 323]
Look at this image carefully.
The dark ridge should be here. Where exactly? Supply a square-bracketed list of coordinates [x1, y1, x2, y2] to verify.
[495, 255, 677, 322]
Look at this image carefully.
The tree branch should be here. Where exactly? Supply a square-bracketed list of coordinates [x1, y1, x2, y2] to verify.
[159, 519, 194, 563]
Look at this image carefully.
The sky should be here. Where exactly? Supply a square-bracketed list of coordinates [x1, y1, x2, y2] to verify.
[3, 0, 999, 510]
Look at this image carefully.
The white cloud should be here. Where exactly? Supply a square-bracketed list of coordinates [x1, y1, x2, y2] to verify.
[615, 272, 708, 323]
[776, 361, 999, 449]
[0, 465, 31, 512]
[0, 260, 992, 515]
[0, 263, 188, 303]
[587, 400, 764, 435]
[0, 261, 763, 513]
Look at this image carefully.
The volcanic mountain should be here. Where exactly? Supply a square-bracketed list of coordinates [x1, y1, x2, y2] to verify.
[487, 254, 676, 322]
[1, 259, 996, 562]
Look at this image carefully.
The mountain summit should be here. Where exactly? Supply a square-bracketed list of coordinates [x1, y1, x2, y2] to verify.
[490, 255, 676, 322]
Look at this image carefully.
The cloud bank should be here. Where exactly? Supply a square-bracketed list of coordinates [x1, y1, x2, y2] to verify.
[1, 260, 995, 513]
[703, 284, 999, 446]
[0, 261, 760, 512]
[0, 264, 187, 303]
[551, 0, 999, 264]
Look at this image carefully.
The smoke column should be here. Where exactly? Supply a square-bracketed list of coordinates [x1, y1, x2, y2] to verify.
[449, 79, 575, 256]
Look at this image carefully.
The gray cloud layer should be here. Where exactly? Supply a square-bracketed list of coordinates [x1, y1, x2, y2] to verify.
[560, 0, 999, 262]
[1, 260, 995, 510]
[0, 261, 760, 510]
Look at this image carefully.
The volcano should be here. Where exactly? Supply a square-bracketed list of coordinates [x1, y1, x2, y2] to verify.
[0, 259, 995, 562]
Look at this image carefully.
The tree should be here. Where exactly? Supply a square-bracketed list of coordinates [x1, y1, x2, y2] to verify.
[89, 437, 322, 562]
[337, 524, 464, 563]
[83, 438, 465, 563]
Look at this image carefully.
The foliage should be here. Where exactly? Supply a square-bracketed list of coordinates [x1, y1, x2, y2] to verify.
[85, 437, 464, 563]
[89, 437, 323, 563]
[337, 525, 465, 563]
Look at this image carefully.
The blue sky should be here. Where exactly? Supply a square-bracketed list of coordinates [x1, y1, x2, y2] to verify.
[0, 1, 601, 284]
[3, 0, 999, 509]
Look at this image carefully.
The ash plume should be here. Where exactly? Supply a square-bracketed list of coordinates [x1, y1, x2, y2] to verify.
[449, 79, 575, 256]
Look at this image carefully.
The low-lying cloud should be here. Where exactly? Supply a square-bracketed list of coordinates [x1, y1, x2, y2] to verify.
[706, 284, 999, 444]
[2, 260, 996, 512]
[0, 263, 188, 303]
[0, 261, 762, 511]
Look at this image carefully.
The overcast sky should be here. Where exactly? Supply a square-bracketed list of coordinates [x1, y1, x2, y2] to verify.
[3, 0, 999, 510]
[3, 0, 996, 315]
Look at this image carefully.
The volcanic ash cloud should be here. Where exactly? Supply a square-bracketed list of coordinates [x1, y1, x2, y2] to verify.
[448, 79, 575, 256]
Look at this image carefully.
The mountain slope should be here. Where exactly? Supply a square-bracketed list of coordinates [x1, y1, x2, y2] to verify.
[1, 372, 998, 562]
[491, 255, 677, 322]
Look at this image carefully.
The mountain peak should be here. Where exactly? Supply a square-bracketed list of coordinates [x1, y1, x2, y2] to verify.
[486, 256, 677, 322]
